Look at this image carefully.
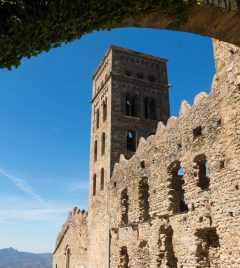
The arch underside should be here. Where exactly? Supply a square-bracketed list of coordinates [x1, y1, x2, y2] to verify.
[125, 2, 240, 47]
[1, 1, 240, 69]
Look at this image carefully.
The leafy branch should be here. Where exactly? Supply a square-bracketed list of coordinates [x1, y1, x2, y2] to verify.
[0, 0, 196, 69]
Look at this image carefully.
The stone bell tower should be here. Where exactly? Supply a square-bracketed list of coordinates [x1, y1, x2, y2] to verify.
[87, 45, 170, 268]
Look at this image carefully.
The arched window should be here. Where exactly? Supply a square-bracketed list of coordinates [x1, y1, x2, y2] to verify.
[93, 174, 96, 196]
[144, 97, 150, 119]
[167, 161, 188, 214]
[125, 94, 136, 117]
[139, 176, 150, 222]
[120, 246, 129, 267]
[127, 130, 136, 152]
[126, 95, 131, 116]
[103, 100, 107, 122]
[145, 97, 157, 120]
[194, 154, 210, 190]
[96, 109, 100, 129]
[101, 132, 106, 155]
[121, 188, 129, 225]
[100, 168, 104, 190]
[94, 140, 98, 162]
[66, 247, 70, 268]
[150, 98, 157, 120]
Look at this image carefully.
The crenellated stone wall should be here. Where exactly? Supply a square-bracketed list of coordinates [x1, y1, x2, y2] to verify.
[53, 39, 240, 268]
[108, 39, 240, 268]
[53, 208, 88, 268]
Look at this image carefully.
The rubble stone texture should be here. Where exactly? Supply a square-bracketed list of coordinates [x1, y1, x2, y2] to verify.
[52, 208, 88, 268]
[88, 46, 170, 268]
[53, 39, 240, 268]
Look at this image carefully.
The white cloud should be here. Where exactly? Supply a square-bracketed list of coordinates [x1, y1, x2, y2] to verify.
[69, 180, 89, 191]
[0, 208, 68, 222]
[0, 168, 87, 252]
[0, 167, 47, 207]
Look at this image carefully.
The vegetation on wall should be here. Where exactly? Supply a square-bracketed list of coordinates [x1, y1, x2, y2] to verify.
[0, 0, 197, 69]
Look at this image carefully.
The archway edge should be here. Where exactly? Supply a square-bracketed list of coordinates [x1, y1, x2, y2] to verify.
[126, 3, 240, 46]
[1, 0, 240, 69]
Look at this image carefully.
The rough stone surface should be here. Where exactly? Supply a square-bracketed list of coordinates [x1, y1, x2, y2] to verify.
[53, 208, 88, 268]
[88, 46, 170, 268]
[108, 39, 240, 268]
[126, 0, 240, 47]
[53, 39, 240, 267]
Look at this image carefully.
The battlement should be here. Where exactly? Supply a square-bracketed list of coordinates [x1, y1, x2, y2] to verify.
[108, 40, 240, 267]
[53, 39, 240, 268]
[111, 89, 217, 185]
[111, 89, 217, 184]
[54, 207, 88, 254]
[68, 207, 88, 219]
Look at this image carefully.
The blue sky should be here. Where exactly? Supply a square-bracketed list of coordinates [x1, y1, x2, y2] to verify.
[0, 28, 215, 253]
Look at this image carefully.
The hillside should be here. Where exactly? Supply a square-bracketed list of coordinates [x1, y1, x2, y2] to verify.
[0, 248, 52, 268]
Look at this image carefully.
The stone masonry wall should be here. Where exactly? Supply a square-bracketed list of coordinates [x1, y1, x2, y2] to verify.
[53, 39, 240, 268]
[88, 46, 170, 268]
[109, 39, 240, 268]
[53, 208, 88, 268]
[110, 46, 170, 172]
[88, 49, 113, 268]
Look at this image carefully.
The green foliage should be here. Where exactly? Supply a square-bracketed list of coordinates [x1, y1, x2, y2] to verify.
[0, 0, 194, 69]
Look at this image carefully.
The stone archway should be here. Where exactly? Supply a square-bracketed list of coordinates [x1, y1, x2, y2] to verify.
[125, 1, 240, 47]
[1, 0, 240, 69]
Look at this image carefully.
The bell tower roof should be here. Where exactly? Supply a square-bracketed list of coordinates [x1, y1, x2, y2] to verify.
[92, 45, 168, 79]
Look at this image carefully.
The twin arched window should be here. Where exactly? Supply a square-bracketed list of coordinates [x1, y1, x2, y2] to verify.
[95, 100, 107, 132]
[124, 94, 157, 120]
[94, 133, 105, 162]
[92, 169, 104, 196]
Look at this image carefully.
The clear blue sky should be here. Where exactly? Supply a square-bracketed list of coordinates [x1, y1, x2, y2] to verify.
[0, 28, 215, 253]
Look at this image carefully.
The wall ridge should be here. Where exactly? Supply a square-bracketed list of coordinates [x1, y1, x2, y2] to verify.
[111, 90, 212, 181]
[108, 40, 240, 267]
[54, 207, 88, 254]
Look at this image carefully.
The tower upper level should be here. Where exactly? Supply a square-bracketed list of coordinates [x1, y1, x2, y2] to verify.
[92, 45, 169, 100]
[90, 45, 170, 174]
